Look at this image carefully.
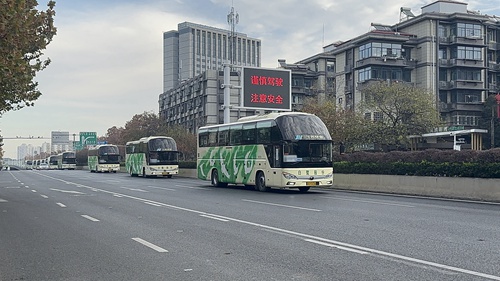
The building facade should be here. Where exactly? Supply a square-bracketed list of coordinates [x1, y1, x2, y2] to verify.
[159, 70, 258, 134]
[163, 22, 262, 92]
[329, 0, 499, 131]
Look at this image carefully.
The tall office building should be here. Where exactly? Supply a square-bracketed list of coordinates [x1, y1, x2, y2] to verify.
[163, 22, 261, 91]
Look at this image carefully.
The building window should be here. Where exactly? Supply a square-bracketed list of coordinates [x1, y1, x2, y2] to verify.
[358, 66, 405, 82]
[453, 46, 481, 60]
[196, 30, 201, 55]
[223, 35, 227, 60]
[438, 25, 447, 38]
[451, 69, 481, 81]
[456, 23, 481, 38]
[452, 112, 480, 126]
[359, 42, 402, 59]
[373, 112, 383, 122]
[456, 91, 481, 103]
[218, 34, 222, 58]
[202, 31, 206, 56]
[438, 48, 447, 59]
[358, 67, 371, 82]
[252, 41, 255, 64]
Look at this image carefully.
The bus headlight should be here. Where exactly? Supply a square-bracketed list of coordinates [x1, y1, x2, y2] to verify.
[282, 172, 298, 180]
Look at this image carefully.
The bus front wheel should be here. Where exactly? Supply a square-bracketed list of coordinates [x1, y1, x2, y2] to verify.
[255, 171, 269, 192]
[211, 169, 227, 187]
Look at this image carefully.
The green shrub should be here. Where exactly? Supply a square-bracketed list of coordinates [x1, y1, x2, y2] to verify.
[333, 148, 500, 178]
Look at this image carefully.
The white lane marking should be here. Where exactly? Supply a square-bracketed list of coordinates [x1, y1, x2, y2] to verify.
[132, 238, 168, 253]
[31, 190, 37, 193]
[56, 203, 66, 208]
[322, 196, 415, 208]
[0, 198, 7, 203]
[118, 186, 148, 192]
[305, 239, 368, 254]
[81, 215, 100, 222]
[242, 199, 322, 212]
[200, 214, 229, 222]
[175, 184, 208, 190]
[35, 172, 500, 281]
[40, 195, 48, 199]
[147, 186, 176, 191]
[50, 188, 85, 195]
[336, 189, 500, 206]
[144, 201, 162, 207]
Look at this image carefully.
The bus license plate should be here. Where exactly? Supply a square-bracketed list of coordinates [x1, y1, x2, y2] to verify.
[162, 172, 170, 175]
[306, 181, 318, 186]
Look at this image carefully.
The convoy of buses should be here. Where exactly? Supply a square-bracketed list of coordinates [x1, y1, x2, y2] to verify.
[24, 152, 76, 170]
[20, 112, 333, 193]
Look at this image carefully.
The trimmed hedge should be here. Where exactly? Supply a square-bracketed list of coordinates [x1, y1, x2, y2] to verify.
[179, 161, 196, 169]
[333, 148, 500, 178]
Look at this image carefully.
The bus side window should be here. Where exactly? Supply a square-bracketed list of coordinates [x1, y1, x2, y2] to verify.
[242, 123, 256, 144]
[199, 129, 209, 147]
[256, 120, 272, 144]
[208, 129, 218, 146]
[270, 121, 282, 142]
[229, 124, 242, 145]
[218, 127, 229, 146]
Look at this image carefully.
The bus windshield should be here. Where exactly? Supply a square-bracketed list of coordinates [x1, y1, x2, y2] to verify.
[99, 155, 120, 164]
[148, 151, 178, 165]
[148, 138, 177, 151]
[282, 141, 332, 168]
[98, 146, 119, 155]
[49, 157, 58, 165]
[275, 114, 331, 141]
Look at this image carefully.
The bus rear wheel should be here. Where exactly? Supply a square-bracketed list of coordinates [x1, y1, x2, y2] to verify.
[211, 169, 227, 187]
[129, 168, 137, 177]
[255, 171, 269, 192]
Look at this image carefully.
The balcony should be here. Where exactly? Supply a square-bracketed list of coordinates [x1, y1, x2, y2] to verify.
[439, 102, 484, 112]
[357, 79, 414, 90]
[440, 35, 485, 46]
[488, 42, 500, 50]
[488, 61, 500, 72]
[356, 56, 416, 69]
[439, 59, 485, 69]
[488, 83, 499, 93]
[439, 80, 485, 90]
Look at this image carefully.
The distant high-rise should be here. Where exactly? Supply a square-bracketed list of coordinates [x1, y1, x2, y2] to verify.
[163, 22, 261, 91]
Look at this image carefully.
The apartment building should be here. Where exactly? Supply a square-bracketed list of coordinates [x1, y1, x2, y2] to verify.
[329, 0, 499, 132]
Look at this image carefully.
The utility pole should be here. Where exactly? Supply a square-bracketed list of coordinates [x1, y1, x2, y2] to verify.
[227, 4, 238, 68]
[222, 4, 240, 124]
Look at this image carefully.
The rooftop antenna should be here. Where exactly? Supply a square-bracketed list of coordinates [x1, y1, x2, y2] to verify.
[322, 23, 325, 50]
[227, 2, 239, 68]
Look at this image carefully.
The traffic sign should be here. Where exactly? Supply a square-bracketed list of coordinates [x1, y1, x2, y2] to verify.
[79, 132, 97, 146]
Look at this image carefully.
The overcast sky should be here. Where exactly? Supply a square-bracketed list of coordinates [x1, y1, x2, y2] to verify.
[1, 0, 499, 159]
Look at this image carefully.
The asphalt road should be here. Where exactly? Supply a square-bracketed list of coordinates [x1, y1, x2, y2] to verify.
[0, 169, 499, 281]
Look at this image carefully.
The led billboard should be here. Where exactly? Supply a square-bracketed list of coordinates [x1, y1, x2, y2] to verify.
[241, 67, 291, 111]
